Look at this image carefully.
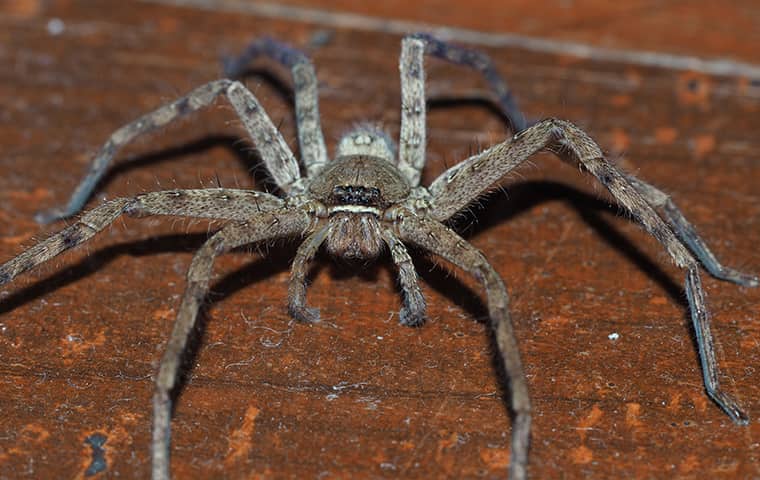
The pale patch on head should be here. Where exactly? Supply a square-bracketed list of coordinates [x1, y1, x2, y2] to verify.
[337, 124, 396, 162]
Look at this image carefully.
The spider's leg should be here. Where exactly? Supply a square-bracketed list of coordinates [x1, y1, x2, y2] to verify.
[152, 209, 310, 480]
[429, 118, 749, 424]
[624, 174, 758, 287]
[381, 229, 427, 326]
[128, 188, 284, 220]
[1, 199, 129, 285]
[397, 34, 528, 187]
[0, 188, 284, 287]
[37, 80, 301, 224]
[224, 37, 328, 177]
[409, 33, 527, 133]
[398, 36, 427, 187]
[396, 213, 530, 480]
[288, 224, 329, 323]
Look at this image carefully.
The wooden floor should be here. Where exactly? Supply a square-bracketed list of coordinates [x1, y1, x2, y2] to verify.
[1, 1, 759, 478]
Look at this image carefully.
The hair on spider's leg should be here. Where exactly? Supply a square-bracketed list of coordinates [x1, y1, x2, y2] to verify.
[288, 224, 330, 323]
[152, 209, 310, 480]
[408, 33, 527, 133]
[224, 37, 328, 177]
[36, 79, 302, 225]
[624, 174, 758, 287]
[381, 229, 426, 326]
[396, 213, 530, 480]
[128, 188, 284, 221]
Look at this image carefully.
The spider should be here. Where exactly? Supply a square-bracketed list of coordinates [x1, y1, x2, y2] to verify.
[0, 33, 756, 480]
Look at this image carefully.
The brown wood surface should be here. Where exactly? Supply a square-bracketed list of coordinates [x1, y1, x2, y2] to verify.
[1, 1, 759, 478]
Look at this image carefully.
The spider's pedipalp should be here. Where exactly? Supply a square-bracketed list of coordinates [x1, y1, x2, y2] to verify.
[396, 212, 530, 480]
[152, 209, 311, 480]
[35, 79, 301, 225]
[381, 229, 426, 326]
[288, 224, 330, 323]
[225, 37, 328, 177]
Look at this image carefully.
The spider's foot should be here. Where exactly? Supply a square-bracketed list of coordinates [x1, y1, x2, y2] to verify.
[713, 267, 759, 288]
[289, 304, 321, 324]
[710, 389, 750, 426]
[399, 306, 426, 327]
[34, 206, 69, 225]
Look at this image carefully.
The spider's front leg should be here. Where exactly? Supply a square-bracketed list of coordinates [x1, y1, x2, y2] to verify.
[439, 41, 757, 290]
[37, 79, 302, 224]
[0, 188, 284, 285]
[152, 208, 310, 480]
[396, 212, 530, 480]
[429, 118, 751, 424]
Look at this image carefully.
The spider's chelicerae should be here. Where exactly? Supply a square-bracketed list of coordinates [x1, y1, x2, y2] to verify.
[1, 34, 756, 479]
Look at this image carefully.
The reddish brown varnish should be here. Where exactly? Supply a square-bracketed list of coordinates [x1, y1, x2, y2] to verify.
[0, 1, 758, 479]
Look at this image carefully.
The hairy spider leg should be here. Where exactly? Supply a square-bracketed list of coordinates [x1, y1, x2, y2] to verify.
[224, 37, 328, 177]
[35, 80, 302, 224]
[398, 34, 528, 187]
[0, 189, 284, 285]
[429, 118, 750, 423]
[397, 214, 531, 480]
[152, 210, 310, 480]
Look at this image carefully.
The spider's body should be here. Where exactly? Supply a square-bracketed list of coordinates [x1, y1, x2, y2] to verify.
[0, 34, 755, 480]
[307, 132, 411, 260]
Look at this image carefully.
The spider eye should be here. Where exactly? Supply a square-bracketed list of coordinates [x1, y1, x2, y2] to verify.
[332, 185, 382, 206]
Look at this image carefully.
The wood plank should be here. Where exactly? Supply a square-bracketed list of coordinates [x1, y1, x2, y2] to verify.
[0, 1, 758, 478]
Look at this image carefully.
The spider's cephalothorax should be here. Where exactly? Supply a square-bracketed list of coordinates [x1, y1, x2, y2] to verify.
[307, 127, 410, 260]
[0, 34, 755, 480]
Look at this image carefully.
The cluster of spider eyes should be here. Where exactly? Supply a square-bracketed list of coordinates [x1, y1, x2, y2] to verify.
[331, 185, 382, 206]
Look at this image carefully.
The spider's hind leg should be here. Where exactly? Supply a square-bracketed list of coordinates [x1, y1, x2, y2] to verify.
[409, 33, 527, 133]
[625, 174, 758, 287]
[224, 37, 328, 177]
[398, 34, 526, 187]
